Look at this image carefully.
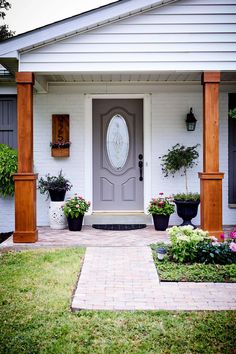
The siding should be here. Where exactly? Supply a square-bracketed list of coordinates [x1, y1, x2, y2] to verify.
[0, 96, 17, 149]
[20, 0, 236, 72]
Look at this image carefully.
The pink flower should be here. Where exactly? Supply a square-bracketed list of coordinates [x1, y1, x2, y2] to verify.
[210, 236, 218, 242]
[230, 231, 236, 239]
[159, 201, 164, 205]
[76, 204, 80, 208]
[220, 233, 225, 240]
[229, 242, 236, 252]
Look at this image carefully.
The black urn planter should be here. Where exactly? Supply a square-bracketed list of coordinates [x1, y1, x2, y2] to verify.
[152, 214, 170, 231]
[48, 189, 66, 201]
[174, 200, 200, 228]
[67, 215, 84, 231]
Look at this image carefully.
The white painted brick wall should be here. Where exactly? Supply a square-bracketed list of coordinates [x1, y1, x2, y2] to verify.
[1, 83, 235, 231]
[34, 91, 85, 225]
[0, 196, 14, 232]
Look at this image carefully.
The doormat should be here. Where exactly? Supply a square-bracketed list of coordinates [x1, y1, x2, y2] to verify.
[92, 224, 146, 231]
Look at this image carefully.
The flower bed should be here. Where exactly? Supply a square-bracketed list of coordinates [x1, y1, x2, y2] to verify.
[151, 226, 236, 282]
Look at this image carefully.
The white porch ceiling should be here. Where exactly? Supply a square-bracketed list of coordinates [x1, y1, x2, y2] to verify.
[40, 71, 236, 84]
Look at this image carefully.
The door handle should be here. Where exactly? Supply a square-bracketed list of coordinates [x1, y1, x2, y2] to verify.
[138, 154, 143, 181]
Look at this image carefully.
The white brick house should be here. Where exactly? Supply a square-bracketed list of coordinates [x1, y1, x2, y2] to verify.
[0, 0, 235, 241]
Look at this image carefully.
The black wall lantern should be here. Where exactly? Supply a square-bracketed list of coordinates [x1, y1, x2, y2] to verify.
[186, 108, 197, 131]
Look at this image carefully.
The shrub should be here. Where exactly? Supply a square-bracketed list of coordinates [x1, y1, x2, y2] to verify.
[174, 192, 200, 202]
[0, 144, 17, 197]
[167, 226, 209, 263]
[196, 238, 236, 265]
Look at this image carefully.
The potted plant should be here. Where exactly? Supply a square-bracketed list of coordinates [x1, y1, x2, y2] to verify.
[160, 143, 200, 227]
[38, 170, 72, 201]
[62, 195, 90, 231]
[148, 193, 175, 231]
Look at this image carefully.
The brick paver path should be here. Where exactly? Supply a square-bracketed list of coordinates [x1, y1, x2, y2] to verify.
[72, 246, 236, 311]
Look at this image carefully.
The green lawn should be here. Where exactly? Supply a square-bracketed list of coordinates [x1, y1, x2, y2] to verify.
[0, 248, 235, 354]
[151, 244, 236, 283]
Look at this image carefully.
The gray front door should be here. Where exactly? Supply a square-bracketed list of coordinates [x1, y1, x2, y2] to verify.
[93, 99, 143, 211]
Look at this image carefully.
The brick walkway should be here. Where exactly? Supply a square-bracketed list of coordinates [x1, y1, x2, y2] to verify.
[72, 246, 236, 311]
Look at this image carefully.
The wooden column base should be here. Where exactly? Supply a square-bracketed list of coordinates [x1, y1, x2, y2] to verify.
[13, 173, 38, 243]
[198, 172, 224, 239]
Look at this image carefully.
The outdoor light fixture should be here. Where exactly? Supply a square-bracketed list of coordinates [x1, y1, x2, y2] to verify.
[186, 108, 197, 131]
[156, 247, 167, 261]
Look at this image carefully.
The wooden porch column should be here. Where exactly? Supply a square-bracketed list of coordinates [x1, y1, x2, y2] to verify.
[13, 72, 38, 243]
[199, 72, 224, 239]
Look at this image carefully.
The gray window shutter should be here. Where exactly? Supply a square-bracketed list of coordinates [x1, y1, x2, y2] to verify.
[0, 95, 17, 149]
[228, 93, 236, 205]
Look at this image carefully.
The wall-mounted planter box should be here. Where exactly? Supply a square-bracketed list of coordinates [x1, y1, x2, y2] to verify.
[51, 114, 70, 157]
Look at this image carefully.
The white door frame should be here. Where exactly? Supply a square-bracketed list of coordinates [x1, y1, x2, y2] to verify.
[84, 93, 152, 215]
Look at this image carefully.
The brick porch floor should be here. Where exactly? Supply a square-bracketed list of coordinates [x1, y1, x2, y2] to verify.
[0, 225, 169, 251]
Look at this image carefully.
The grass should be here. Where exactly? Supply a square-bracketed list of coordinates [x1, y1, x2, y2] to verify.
[0, 248, 235, 353]
[151, 244, 236, 282]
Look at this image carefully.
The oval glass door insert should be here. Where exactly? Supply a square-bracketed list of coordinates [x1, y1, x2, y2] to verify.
[106, 114, 129, 170]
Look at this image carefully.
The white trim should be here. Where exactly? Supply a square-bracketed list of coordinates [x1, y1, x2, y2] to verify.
[84, 93, 152, 215]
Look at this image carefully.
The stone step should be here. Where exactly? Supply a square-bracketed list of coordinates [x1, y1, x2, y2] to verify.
[84, 212, 152, 225]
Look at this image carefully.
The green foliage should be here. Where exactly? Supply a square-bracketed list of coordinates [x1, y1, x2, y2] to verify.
[38, 170, 72, 197]
[0, 1, 15, 41]
[167, 226, 209, 263]
[0, 248, 235, 353]
[148, 193, 175, 216]
[151, 243, 236, 282]
[160, 143, 199, 194]
[229, 107, 236, 119]
[63, 194, 90, 218]
[174, 192, 200, 201]
[196, 240, 236, 265]
[166, 226, 236, 265]
[0, 0, 11, 19]
[0, 144, 17, 197]
[160, 143, 199, 177]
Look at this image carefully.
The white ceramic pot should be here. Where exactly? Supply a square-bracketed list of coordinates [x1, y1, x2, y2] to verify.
[49, 201, 67, 230]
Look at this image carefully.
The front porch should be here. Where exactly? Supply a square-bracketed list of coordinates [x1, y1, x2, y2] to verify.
[12, 70, 229, 243]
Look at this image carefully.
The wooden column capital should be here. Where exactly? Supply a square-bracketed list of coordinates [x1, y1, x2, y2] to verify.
[16, 72, 35, 84]
[201, 72, 220, 84]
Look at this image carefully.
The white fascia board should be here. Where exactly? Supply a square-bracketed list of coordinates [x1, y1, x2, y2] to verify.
[0, 0, 178, 58]
[0, 50, 19, 59]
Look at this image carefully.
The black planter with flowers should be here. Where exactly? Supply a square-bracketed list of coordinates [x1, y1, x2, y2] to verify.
[62, 194, 90, 232]
[67, 215, 84, 231]
[148, 193, 175, 231]
[152, 214, 170, 231]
